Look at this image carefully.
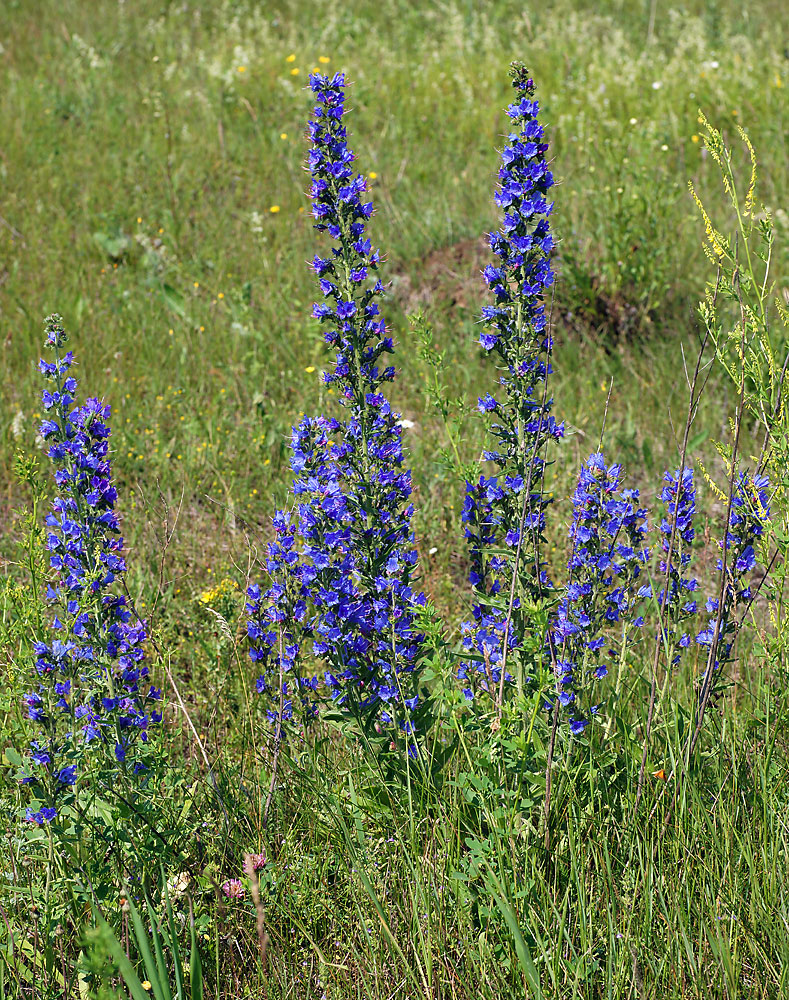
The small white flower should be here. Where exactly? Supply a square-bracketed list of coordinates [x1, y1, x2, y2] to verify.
[428, 547, 438, 556]
[629, 117, 638, 125]
[652, 81, 662, 90]
[11, 410, 25, 439]
[397, 418, 416, 430]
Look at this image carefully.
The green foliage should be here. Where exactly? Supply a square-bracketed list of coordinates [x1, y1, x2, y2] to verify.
[88, 877, 204, 1000]
[691, 114, 789, 704]
[2, 2, 789, 997]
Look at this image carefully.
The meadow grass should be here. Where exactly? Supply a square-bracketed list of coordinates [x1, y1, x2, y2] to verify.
[2, 1, 789, 997]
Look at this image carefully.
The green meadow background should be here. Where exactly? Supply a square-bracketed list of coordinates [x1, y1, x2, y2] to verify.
[2, 0, 787, 609]
[2, 2, 789, 997]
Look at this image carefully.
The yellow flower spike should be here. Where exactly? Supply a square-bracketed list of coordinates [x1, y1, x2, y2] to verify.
[280, 132, 288, 140]
[290, 67, 300, 76]
[286, 53, 296, 62]
[305, 365, 315, 373]
[269, 205, 280, 214]
[688, 180, 727, 261]
[735, 124, 757, 217]
[698, 459, 728, 502]
[691, 134, 699, 143]
[368, 171, 378, 180]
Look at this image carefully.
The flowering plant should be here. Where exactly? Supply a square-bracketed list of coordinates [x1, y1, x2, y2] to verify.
[459, 63, 562, 711]
[549, 453, 649, 733]
[247, 73, 430, 752]
[21, 315, 161, 827]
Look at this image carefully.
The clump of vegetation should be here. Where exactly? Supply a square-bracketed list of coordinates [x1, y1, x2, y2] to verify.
[2, 4, 789, 998]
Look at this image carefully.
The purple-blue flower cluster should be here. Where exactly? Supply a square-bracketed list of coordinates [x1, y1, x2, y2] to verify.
[459, 64, 563, 704]
[550, 453, 649, 733]
[696, 470, 770, 666]
[639, 468, 699, 662]
[247, 74, 427, 742]
[22, 315, 161, 825]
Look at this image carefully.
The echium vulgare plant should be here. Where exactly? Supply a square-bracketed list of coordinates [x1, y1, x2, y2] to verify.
[648, 468, 700, 666]
[695, 470, 770, 692]
[21, 315, 161, 826]
[247, 72, 428, 747]
[459, 63, 563, 708]
[549, 454, 649, 733]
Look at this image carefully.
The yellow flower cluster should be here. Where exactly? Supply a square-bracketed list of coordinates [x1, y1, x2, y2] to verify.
[198, 577, 239, 606]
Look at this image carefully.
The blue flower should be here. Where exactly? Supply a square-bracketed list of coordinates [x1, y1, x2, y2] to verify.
[21, 315, 160, 824]
[648, 467, 701, 665]
[695, 469, 770, 674]
[549, 452, 649, 731]
[247, 74, 427, 741]
[460, 65, 562, 706]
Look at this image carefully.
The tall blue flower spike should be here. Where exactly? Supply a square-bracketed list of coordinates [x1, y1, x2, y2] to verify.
[695, 470, 770, 669]
[459, 64, 563, 705]
[637, 468, 700, 663]
[247, 74, 427, 748]
[23, 315, 161, 825]
[549, 453, 649, 732]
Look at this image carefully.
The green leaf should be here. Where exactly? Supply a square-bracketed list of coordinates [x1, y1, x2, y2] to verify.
[94, 914, 152, 1000]
[161, 868, 185, 997]
[484, 869, 542, 998]
[162, 284, 185, 317]
[144, 896, 173, 1000]
[190, 916, 204, 1000]
[127, 895, 170, 1000]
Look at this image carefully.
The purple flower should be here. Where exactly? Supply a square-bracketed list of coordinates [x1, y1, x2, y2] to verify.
[222, 879, 246, 900]
[694, 469, 770, 678]
[21, 315, 159, 826]
[460, 66, 561, 706]
[549, 452, 648, 730]
[247, 74, 427, 742]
